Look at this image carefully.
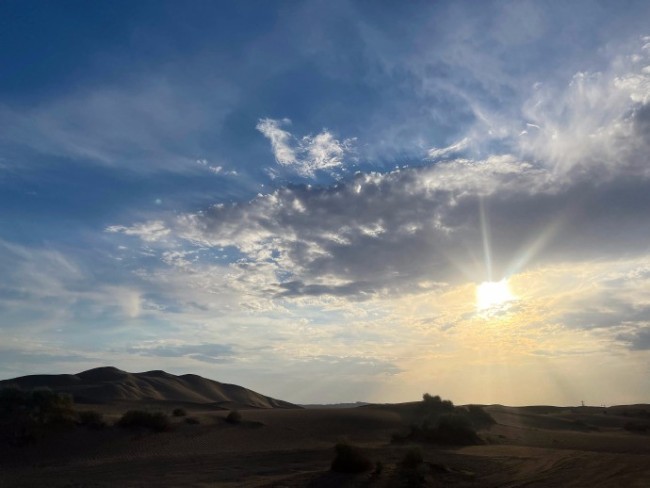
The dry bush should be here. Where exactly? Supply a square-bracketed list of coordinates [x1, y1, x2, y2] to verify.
[172, 408, 187, 417]
[225, 410, 242, 424]
[117, 410, 171, 432]
[330, 442, 374, 473]
[77, 410, 107, 430]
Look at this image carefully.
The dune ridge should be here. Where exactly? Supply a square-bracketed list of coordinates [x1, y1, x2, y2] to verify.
[0, 366, 299, 409]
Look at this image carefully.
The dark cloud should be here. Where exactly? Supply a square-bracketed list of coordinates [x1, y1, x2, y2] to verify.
[617, 327, 650, 350]
[174, 148, 650, 300]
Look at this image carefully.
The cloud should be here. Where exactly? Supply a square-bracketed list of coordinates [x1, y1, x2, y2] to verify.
[427, 137, 470, 159]
[617, 328, 650, 350]
[517, 40, 650, 179]
[256, 117, 355, 177]
[0, 78, 237, 173]
[106, 221, 170, 242]
[128, 342, 235, 363]
[110, 41, 650, 308]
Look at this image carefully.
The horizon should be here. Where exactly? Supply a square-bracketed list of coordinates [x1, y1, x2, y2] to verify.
[1, 1, 650, 407]
[0, 364, 636, 409]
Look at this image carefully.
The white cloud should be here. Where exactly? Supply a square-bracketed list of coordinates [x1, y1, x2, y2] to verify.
[256, 118, 297, 166]
[427, 137, 470, 159]
[106, 220, 170, 242]
[256, 117, 355, 177]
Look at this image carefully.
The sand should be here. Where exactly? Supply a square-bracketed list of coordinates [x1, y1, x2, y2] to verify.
[2, 402, 649, 487]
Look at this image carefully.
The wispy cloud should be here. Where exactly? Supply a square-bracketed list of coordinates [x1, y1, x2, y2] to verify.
[106, 221, 170, 242]
[256, 117, 355, 177]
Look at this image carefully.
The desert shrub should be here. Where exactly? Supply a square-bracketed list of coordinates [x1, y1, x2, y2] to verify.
[225, 409, 242, 424]
[0, 386, 74, 425]
[330, 442, 374, 473]
[401, 447, 424, 469]
[77, 410, 107, 430]
[185, 416, 200, 425]
[435, 413, 480, 444]
[28, 389, 75, 426]
[172, 408, 187, 417]
[466, 405, 496, 429]
[421, 393, 454, 413]
[0, 386, 75, 445]
[117, 410, 171, 432]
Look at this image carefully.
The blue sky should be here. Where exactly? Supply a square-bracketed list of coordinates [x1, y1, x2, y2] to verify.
[2, 0, 650, 405]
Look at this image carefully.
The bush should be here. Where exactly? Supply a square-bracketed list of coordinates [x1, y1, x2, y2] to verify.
[77, 410, 107, 430]
[185, 416, 200, 425]
[0, 387, 75, 445]
[422, 393, 454, 412]
[401, 447, 424, 469]
[330, 442, 374, 473]
[434, 413, 480, 444]
[466, 405, 496, 429]
[0, 386, 74, 426]
[225, 410, 242, 424]
[117, 410, 171, 432]
[172, 408, 187, 417]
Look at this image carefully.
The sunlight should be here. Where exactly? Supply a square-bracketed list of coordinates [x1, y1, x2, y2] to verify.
[476, 279, 514, 311]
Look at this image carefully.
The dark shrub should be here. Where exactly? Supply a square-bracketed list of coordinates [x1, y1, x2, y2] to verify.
[29, 389, 75, 426]
[0, 386, 75, 445]
[401, 447, 424, 469]
[225, 410, 242, 424]
[466, 405, 496, 429]
[77, 410, 106, 430]
[172, 408, 187, 417]
[330, 442, 374, 473]
[0, 386, 74, 425]
[117, 410, 171, 432]
[435, 413, 480, 444]
[422, 393, 454, 413]
[185, 416, 200, 425]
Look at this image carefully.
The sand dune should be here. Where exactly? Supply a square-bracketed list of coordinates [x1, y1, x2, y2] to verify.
[0, 366, 299, 409]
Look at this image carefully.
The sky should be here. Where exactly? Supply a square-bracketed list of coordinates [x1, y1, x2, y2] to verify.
[1, 0, 650, 406]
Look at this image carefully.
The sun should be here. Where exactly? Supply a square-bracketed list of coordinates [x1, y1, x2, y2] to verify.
[476, 279, 514, 311]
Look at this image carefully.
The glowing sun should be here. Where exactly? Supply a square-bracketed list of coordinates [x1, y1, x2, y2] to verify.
[476, 279, 514, 311]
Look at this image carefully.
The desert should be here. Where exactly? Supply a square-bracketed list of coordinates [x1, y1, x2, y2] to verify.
[1, 367, 649, 487]
[3, 2, 650, 487]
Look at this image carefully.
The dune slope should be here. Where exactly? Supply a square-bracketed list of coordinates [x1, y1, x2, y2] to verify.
[0, 366, 299, 409]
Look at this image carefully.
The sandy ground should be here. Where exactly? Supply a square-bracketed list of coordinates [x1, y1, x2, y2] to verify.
[1, 403, 649, 487]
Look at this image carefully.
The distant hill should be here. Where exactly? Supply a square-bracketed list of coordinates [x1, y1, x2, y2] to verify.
[301, 402, 371, 409]
[0, 366, 300, 409]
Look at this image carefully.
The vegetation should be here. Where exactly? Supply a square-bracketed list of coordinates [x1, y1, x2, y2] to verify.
[0, 386, 76, 445]
[172, 407, 187, 417]
[117, 410, 171, 432]
[466, 404, 496, 429]
[399, 447, 427, 487]
[393, 393, 493, 445]
[225, 409, 242, 424]
[77, 410, 107, 430]
[185, 416, 200, 425]
[330, 442, 374, 473]
[400, 447, 424, 469]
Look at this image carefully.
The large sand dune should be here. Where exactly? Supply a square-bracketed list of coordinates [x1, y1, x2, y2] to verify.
[0, 366, 299, 409]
